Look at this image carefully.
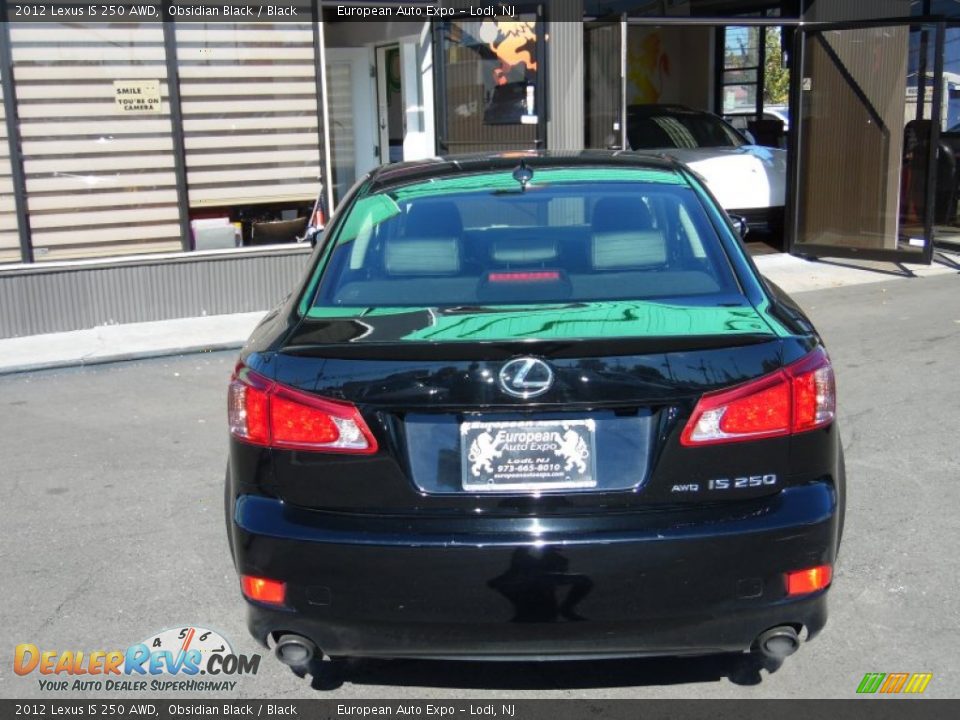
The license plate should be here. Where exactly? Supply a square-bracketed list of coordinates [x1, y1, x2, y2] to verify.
[460, 419, 597, 492]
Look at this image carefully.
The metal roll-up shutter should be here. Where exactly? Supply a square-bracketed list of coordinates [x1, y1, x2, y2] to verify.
[175, 23, 322, 208]
[11, 23, 182, 261]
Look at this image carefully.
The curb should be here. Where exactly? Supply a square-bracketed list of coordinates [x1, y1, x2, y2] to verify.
[0, 340, 247, 377]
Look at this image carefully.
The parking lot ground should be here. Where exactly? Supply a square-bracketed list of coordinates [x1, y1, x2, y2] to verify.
[1, 272, 958, 699]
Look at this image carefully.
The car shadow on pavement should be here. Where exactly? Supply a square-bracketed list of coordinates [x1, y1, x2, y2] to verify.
[301, 653, 784, 692]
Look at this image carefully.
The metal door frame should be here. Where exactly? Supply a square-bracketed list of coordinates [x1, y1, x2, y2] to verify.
[786, 19, 944, 265]
[375, 43, 402, 166]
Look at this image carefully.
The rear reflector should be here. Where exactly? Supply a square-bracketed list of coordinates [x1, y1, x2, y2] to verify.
[228, 364, 377, 454]
[241, 575, 286, 606]
[785, 565, 833, 596]
[681, 347, 835, 445]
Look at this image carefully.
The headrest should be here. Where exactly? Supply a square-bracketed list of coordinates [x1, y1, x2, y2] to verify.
[491, 237, 558, 264]
[591, 230, 667, 270]
[404, 201, 463, 237]
[591, 197, 654, 233]
[384, 237, 461, 276]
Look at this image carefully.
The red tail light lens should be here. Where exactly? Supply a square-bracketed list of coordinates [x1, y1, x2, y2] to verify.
[681, 348, 835, 446]
[240, 575, 286, 606]
[789, 350, 837, 432]
[228, 365, 377, 454]
[270, 394, 340, 446]
[785, 564, 832, 596]
[228, 368, 271, 444]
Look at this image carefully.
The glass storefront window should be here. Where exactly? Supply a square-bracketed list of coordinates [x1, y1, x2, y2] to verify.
[763, 26, 790, 108]
[719, 17, 789, 151]
[438, 18, 541, 154]
[10, 23, 181, 261]
[325, 47, 373, 206]
[176, 23, 322, 249]
[722, 26, 761, 114]
[924, 25, 960, 246]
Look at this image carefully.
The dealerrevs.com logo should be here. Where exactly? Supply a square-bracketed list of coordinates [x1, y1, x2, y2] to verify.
[14, 626, 260, 693]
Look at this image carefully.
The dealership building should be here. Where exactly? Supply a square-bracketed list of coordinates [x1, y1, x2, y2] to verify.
[1, 0, 959, 337]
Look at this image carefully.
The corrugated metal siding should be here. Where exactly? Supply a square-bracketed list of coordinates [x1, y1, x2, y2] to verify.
[0, 248, 311, 338]
[548, 19, 585, 151]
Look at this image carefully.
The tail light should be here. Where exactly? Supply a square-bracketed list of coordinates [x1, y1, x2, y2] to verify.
[681, 348, 835, 446]
[228, 364, 377, 454]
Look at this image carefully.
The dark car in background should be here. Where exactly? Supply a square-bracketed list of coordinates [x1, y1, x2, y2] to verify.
[628, 105, 787, 234]
[224, 152, 843, 677]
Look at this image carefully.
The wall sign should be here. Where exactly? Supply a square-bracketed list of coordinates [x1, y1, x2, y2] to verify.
[113, 80, 162, 114]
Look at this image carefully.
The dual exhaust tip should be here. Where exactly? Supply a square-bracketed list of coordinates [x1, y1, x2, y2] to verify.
[273, 626, 800, 667]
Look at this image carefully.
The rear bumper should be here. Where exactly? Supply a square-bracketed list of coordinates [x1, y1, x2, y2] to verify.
[232, 483, 838, 660]
[729, 206, 784, 234]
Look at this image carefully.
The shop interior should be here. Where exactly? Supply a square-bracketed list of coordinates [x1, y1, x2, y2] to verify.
[312, 1, 960, 264]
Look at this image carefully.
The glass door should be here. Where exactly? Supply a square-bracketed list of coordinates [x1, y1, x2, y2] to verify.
[931, 23, 960, 250]
[325, 48, 378, 207]
[584, 19, 623, 149]
[376, 44, 404, 165]
[790, 22, 941, 264]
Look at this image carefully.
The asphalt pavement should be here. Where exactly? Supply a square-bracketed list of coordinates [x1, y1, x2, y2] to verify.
[1, 272, 959, 699]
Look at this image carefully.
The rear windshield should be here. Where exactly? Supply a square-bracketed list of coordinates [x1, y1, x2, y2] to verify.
[307, 168, 740, 311]
[628, 112, 745, 150]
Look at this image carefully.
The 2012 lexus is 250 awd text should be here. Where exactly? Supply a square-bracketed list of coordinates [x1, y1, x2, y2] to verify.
[224, 152, 844, 674]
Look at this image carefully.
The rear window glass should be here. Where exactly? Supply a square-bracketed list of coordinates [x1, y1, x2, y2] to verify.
[628, 112, 745, 150]
[307, 168, 739, 311]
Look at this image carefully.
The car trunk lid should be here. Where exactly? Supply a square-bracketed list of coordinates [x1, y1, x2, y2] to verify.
[259, 300, 789, 514]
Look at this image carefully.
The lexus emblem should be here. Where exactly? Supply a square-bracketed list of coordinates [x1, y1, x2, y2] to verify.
[498, 357, 554, 398]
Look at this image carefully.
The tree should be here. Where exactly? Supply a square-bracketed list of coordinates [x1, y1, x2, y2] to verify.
[764, 28, 790, 105]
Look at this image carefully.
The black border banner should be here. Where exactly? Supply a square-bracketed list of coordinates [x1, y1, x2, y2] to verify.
[2, 1, 570, 23]
[2, 700, 958, 720]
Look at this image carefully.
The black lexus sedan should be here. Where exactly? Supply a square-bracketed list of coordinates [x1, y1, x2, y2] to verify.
[225, 152, 844, 672]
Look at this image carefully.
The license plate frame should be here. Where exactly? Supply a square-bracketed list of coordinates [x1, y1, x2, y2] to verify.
[460, 418, 598, 492]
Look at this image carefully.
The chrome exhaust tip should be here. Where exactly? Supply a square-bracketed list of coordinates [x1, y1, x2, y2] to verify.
[273, 634, 317, 667]
[755, 625, 800, 659]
